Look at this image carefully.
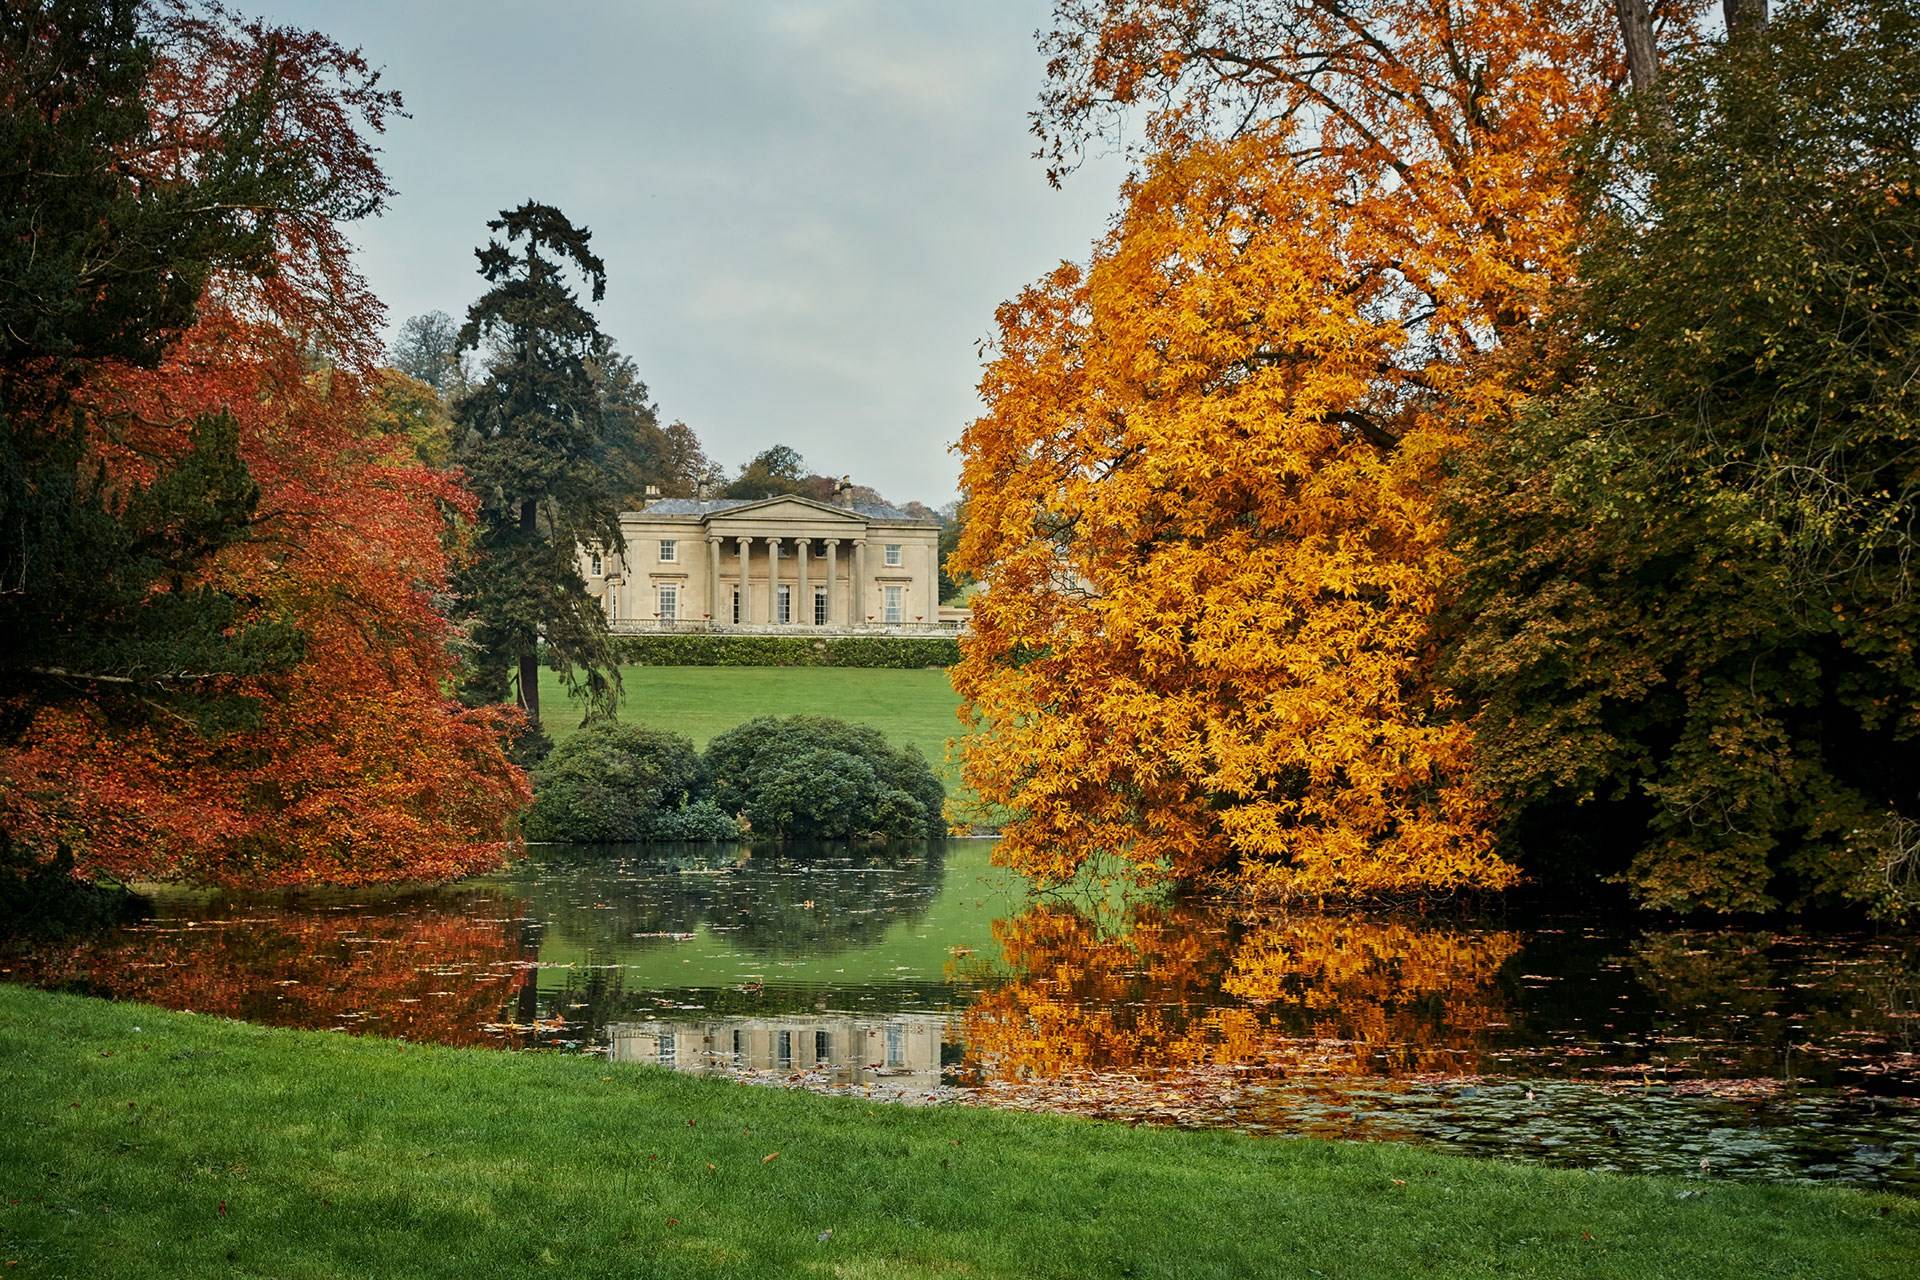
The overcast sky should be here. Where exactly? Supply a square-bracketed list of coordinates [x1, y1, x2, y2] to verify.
[258, 1, 1128, 505]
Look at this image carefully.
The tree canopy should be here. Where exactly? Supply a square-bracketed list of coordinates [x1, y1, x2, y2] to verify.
[0, 0, 525, 888]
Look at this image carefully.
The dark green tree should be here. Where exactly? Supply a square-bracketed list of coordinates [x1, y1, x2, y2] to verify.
[1447, 0, 1920, 917]
[452, 202, 627, 738]
[721, 444, 810, 499]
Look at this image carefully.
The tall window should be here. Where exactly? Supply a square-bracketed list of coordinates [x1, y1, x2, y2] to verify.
[731, 587, 741, 624]
[658, 584, 679, 620]
[813, 588, 828, 626]
[589, 551, 603, 577]
[658, 1031, 676, 1065]
[883, 585, 903, 623]
[659, 539, 677, 562]
[776, 1029, 793, 1069]
[814, 1029, 831, 1062]
[883, 543, 902, 567]
[885, 1024, 905, 1068]
[777, 584, 791, 624]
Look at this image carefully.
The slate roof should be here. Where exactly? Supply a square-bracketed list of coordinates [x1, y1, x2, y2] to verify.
[630, 496, 938, 524]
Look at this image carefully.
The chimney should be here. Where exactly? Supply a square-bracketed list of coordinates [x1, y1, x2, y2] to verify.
[643, 484, 661, 503]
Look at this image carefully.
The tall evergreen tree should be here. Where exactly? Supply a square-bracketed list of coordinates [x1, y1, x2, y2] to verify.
[452, 203, 625, 738]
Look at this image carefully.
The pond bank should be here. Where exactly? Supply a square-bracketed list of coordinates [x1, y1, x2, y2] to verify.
[2, 987, 1913, 1279]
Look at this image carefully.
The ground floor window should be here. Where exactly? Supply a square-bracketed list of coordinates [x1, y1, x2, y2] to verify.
[731, 587, 741, 624]
[777, 584, 792, 624]
[776, 1029, 793, 1069]
[813, 588, 828, 626]
[814, 1029, 830, 1061]
[658, 584, 679, 620]
[883, 585, 903, 623]
[658, 1031, 676, 1065]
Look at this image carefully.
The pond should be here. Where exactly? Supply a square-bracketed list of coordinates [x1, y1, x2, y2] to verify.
[6, 840, 1917, 1193]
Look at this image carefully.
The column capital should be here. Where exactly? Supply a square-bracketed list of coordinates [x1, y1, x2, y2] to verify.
[823, 537, 841, 547]
[707, 533, 723, 544]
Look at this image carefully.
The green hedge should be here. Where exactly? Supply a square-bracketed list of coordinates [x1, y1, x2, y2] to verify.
[610, 633, 959, 669]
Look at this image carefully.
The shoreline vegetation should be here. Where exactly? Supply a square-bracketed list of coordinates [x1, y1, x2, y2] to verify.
[2, 986, 1914, 1279]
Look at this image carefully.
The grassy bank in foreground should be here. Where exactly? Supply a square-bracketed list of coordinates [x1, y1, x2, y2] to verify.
[1, 988, 1912, 1279]
[539, 664, 965, 783]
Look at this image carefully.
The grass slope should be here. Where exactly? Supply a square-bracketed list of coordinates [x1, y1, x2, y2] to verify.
[540, 665, 963, 783]
[2, 987, 1913, 1279]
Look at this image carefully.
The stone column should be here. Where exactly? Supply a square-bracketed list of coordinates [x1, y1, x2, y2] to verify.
[823, 539, 840, 625]
[852, 538, 867, 623]
[766, 536, 782, 624]
[735, 536, 750, 624]
[796, 539, 810, 625]
[707, 535, 722, 625]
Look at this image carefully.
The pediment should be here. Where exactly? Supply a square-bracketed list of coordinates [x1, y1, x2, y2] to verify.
[707, 495, 867, 528]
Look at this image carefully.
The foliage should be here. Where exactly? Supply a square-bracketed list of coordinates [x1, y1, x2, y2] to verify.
[1446, 0, 1920, 916]
[642, 798, 744, 843]
[936, 499, 972, 602]
[706, 716, 947, 842]
[451, 202, 627, 728]
[609, 634, 959, 669]
[387, 310, 470, 396]
[721, 444, 811, 499]
[364, 368, 456, 467]
[523, 723, 718, 843]
[0, 0, 526, 888]
[956, 1, 1623, 898]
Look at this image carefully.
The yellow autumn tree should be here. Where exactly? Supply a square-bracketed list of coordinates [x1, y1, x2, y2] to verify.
[954, 1, 1625, 896]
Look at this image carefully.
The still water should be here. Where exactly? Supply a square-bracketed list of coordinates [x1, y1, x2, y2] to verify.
[7, 840, 1917, 1192]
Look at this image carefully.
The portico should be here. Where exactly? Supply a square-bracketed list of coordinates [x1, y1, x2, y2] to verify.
[580, 492, 956, 635]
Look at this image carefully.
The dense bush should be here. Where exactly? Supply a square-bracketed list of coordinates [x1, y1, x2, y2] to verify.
[523, 724, 722, 843]
[609, 634, 959, 669]
[705, 716, 947, 842]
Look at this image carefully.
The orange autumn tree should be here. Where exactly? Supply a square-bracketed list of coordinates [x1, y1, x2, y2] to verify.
[0, 1, 526, 887]
[954, 1, 1624, 896]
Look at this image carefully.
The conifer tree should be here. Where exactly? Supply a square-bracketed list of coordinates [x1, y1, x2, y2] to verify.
[452, 203, 624, 739]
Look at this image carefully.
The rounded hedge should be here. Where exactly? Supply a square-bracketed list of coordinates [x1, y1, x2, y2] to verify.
[704, 716, 947, 843]
[524, 723, 731, 843]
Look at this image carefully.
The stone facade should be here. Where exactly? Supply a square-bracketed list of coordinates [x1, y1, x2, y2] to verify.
[579, 494, 948, 632]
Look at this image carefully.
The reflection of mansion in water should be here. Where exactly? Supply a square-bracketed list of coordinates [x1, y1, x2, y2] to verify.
[608, 1013, 945, 1094]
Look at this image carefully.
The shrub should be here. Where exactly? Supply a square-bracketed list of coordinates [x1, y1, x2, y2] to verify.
[524, 723, 708, 843]
[609, 634, 959, 669]
[705, 716, 947, 842]
[644, 798, 743, 842]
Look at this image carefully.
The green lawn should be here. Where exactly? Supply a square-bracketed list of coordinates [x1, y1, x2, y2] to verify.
[540, 665, 965, 782]
[1, 988, 1911, 1279]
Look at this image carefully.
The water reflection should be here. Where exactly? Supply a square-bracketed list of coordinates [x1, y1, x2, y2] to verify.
[3, 839, 1916, 1190]
[609, 1013, 946, 1098]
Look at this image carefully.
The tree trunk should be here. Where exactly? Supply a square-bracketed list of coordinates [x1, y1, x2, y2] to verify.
[1614, 0, 1659, 95]
[517, 496, 541, 727]
[1724, 0, 1768, 42]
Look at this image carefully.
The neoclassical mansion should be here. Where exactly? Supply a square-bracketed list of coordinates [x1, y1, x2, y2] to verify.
[581, 488, 958, 634]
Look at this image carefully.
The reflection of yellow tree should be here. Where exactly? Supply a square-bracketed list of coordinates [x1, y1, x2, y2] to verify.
[964, 904, 1518, 1082]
